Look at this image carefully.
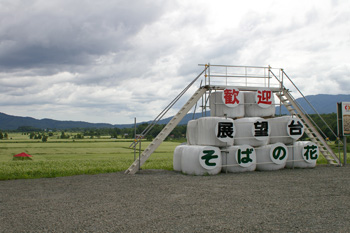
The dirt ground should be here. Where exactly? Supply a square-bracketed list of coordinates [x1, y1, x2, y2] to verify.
[1, 165, 349, 232]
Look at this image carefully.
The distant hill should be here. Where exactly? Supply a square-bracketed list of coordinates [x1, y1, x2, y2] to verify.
[277, 94, 350, 115]
[0, 94, 349, 130]
[0, 113, 118, 130]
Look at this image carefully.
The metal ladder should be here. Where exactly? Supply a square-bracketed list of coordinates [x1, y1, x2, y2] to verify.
[276, 88, 341, 165]
[125, 87, 208, 174]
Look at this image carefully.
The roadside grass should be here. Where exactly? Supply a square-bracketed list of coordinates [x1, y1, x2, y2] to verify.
[0, 133, 179, 180]
[326, 140, 349, 164]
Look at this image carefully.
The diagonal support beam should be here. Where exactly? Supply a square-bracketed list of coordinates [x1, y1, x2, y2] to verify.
[278, 88, 341, 165]
[125, 87, 208, 174]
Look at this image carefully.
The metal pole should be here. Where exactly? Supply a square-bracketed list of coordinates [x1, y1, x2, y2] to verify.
[268, 65, 271, 88]
[208, 63, 210, 86]
[205, 64, 207, 86]
[279, 93, 282, 116]
[281, 69, 284, 87]
[204, 93, 207, 117]
[337, 103, 342, 163]
[201, 89, 204, 117]
[134, 117, 136, 161]
[338, 138, 341, 164]
[139, 138, 141, 170]
[214, 89, 217, 116]
[344, 136, 347, 165]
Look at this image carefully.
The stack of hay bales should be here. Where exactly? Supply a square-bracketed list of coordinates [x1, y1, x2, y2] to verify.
[209, 88, 245, 118]
[267, 115, 313, 169]
[186, 117, 235, 146]
[255, 143, 288, 171]
[268, 116, 305, 144]
[221, 145, 256, 173]
[176, 117, 234, 175]
[174, 145, 222, 175]
[244, 89, 275, 118]
[234, 117, 270, 147]
[173, 88, 318, 175]
[286, 141, 319, 168]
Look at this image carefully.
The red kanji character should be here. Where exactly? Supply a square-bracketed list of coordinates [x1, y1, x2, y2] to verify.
[345, 104, 350, 111]
[257, 90, 272, 105]
[223, 89, 240, 105]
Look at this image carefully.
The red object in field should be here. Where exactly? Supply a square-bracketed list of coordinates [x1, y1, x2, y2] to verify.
[14, 152, 32, 158]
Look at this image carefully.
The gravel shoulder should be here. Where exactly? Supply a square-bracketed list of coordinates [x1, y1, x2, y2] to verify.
[1, 166, 350, 232]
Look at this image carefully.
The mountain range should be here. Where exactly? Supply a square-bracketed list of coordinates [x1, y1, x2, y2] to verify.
[0, 94, 349, 130]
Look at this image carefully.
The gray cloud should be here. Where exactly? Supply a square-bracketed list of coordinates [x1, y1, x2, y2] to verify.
[0, 0, 169, 71]
[0, 0, 349, 124]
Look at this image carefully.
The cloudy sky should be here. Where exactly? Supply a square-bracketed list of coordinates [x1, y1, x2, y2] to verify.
[0, 0, 349, 124]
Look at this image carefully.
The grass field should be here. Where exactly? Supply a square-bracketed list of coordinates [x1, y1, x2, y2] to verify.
[0, 133, 348, 180]
[0, 133, 180, 180]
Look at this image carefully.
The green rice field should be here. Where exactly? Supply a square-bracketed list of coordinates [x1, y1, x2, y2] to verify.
[0, 133, 348, 180]
[0, 133, 180, 180]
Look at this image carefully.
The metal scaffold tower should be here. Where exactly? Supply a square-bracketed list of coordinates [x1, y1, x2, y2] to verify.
[125, 64, 341, 174]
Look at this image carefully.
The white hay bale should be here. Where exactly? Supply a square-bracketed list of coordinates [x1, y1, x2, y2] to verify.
[209, 89, 245, 118]
[268, 116, 305, 144]
[244, 89, 275, 117]
[181, 145, 222, 175]
[187, 117, 235, 147]
[268, 116, 293, 144]
[186, 120, 198, 145]
[173, 145, 186, 172]
[255, 143, 288, 171]
[234, 117, 270, 147]
[286, 141, 319, 168]
[286, 117, 305, 140]
[222, 145, 256, 173]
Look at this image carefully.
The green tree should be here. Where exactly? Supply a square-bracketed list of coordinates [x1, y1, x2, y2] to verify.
[16, 126, 41, 132]
[42, 135, 48, 142]
[34, 133, 42, 139]
[310, 113, 337, 140]
[60, 131, 70, 139]
[75, 133, 84, 139]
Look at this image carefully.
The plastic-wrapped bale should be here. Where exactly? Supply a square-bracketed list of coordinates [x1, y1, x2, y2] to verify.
[173, 145, 186, 172]
[181, 145, 222, 175]
[268, 116, 305, 144]
[222, 145, 256, 173]
[187, 117, 235, 147]
[234, 117, 270, 147]
[286, 141, 319, 168]
[209, 89, 245, 118]
[244, 89, 275, 117]
[186, 120, 198, 145]
[255, 143, 288, 171]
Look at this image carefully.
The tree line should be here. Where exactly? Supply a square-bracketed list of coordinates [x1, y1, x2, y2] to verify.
[1, 113, 348, 142]
[1, 123, 187, 141]
[81, 123, 187, 140]
[0, 132, 9, 139]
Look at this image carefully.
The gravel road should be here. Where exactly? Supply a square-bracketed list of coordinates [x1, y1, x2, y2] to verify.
[1, 166, 349, 232]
